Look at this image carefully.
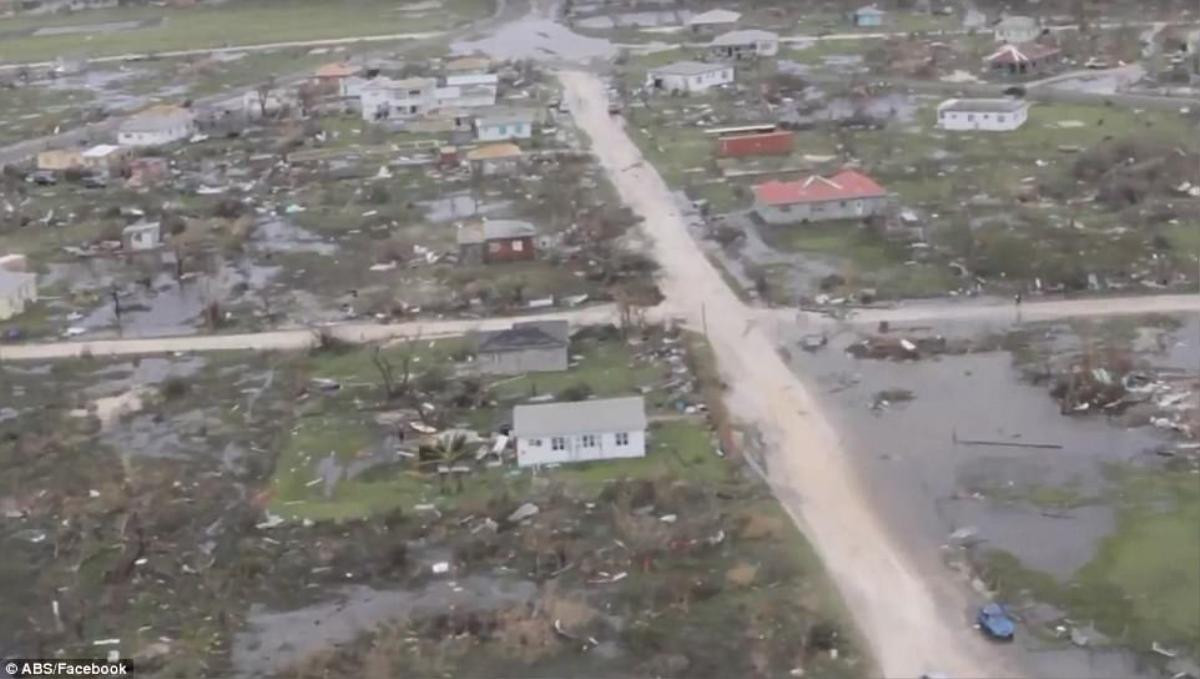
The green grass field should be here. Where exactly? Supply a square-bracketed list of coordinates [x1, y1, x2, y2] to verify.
[0, 0, 490, 63]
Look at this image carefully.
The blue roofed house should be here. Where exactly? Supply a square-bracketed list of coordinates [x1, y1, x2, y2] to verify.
[851, 5, 885, 27]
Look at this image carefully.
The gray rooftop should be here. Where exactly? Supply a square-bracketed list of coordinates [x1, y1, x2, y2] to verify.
[939, 98, 1027, 113]
[650, 60, 730, 76]
[476, 109, 537, 126]
[119, 107, 194, 134]
[514, 396, 646, 438]
[855, 5, 885, 15]
[711, 29, 779, 46]
[477, 320, 568, 353]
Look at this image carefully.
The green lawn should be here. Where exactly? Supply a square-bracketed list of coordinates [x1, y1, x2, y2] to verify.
[0, 0, 491, 63]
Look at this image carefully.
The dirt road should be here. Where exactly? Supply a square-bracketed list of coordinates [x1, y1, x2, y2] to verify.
[559, 69, 1018, 679]
[767, 293, 1200, 328]
[0, 304, 616, 362]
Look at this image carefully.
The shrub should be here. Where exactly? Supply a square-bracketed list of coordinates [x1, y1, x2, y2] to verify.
[160, 377, 189, 401]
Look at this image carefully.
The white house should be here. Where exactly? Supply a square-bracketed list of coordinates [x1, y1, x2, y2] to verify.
[646, 61, 734, 93]
[994, 15, 1041, 43]
[122, 221, 162, 251]
[936, 98, 1030, 131]
[118, 105, 196, 147]
[513, 396, 647, 467]
[360, 77, 437, 121]
[0, 268, 37, 321]
[475, 109, 536, 141]
[435, 73, 499, 109]
[687, 8, 740, 33]
[708, 29, 779, 60]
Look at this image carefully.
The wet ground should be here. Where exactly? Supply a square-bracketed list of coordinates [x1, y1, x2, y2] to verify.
[232, 577, 537, 678]
[452, 14, 617, 62]
[775, 312, 1200, 678]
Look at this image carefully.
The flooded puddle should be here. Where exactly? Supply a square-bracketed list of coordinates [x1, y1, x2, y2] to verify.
[232, 577, 536, 678]
[252, 219, 338, 255]
[573, 9, 690, 29]
[45, 255, 279, 338]
[453, 16, 617, 62]
[776, 314, 1199, 678]
[419, 193, 512, 222]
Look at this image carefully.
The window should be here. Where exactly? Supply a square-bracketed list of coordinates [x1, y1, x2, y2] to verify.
[839, 201, 847, 207]
[967, 114, 975, 122]
[615, 432, 629, 446]
[997, 115, 1006, 123]
[580, 434, 597, 448]
[511, 239, 524, 252]
[488, 242, 502, 253]
[497, 124, 507, 135]
[551, 437, 566, 451]
[528, 438, 542, 446]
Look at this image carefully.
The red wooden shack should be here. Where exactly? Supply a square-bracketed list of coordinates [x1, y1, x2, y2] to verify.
[716, 130, 795, 158]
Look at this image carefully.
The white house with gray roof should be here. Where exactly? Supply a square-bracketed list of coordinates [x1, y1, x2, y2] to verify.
[646, 61, 734, 93]
[513, 396, 646, 467]
[708, 29, 779, 59]
[936, 98, 1029, 131]
[118, 105, 196, 147]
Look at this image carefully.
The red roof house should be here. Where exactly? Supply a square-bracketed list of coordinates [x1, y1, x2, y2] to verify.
[985, 42, 1061, 76]
[753, 170, 890, 224]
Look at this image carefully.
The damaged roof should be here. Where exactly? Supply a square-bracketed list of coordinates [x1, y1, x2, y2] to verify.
[466, 142, 523, 161]
[477, 320, 569, 353]
[457, 219, 537, 244]
[985, 42, 1060, 64]
[119, 105, 194, 133]
[514, 396, 646, 437]
[754, 169, 887, 206]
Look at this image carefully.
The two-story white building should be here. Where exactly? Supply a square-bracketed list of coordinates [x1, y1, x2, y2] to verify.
[646, 61, 735, 93]
[513, 396, 646, 467]
[936, 98, 1030, 131]
[360, 77, 437, 121]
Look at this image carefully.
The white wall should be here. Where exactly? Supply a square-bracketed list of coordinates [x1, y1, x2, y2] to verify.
[477, 121, 532, 141]
[937, 106, 1027, 131]
[516, 429, 646, 466]
[117, 124, 193, 147]
[648, 67, 734, 93]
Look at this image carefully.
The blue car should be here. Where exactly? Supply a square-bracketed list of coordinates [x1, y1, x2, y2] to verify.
[977, 603, 1016, 641]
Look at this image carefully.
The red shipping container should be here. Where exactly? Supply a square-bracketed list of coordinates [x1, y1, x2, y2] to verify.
[716, 130, 794, 158]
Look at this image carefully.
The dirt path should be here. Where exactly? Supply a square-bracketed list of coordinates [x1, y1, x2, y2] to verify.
[0, 304, 617, 362]
[559, 69, 1020, 678]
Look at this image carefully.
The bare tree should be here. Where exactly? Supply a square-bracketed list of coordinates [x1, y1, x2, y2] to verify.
[255, 76, 277, 119]
[371, 334, 420, 401]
